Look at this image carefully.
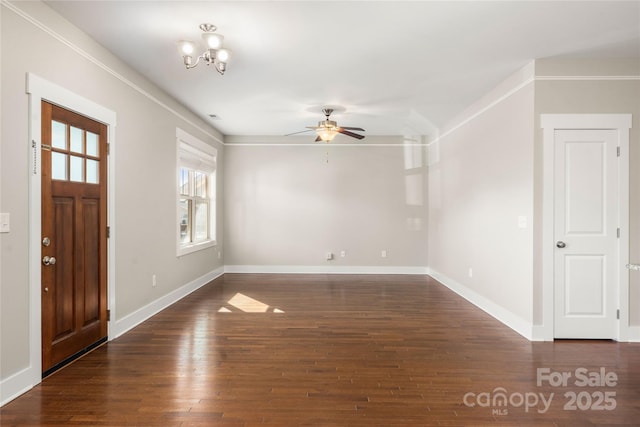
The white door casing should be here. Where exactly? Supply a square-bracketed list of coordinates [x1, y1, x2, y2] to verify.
[540, 114, 631, 341]
[26, 74, 117, 387]
[553, 130, 618, 338]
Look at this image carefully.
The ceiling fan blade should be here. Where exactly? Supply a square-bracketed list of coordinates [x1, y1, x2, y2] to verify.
[340, 126, 365, 131]
[337, 129, 365, 140]
[284, 129, 313, 136]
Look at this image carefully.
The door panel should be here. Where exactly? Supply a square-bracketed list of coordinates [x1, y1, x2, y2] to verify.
[41, 101, 108, 374]
[565, 141, 605, 234]
[82, 198, 100, 325]
[52, 197, 75, 341]
[554, 129, 617, 339]
[564, 255, 604, 315]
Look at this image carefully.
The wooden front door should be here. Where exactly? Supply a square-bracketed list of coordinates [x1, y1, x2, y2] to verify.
[41, 101, 108, 374]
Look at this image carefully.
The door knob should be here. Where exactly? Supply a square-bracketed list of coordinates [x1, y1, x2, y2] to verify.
[42, 256, 56, 265]
[556, 241, 566, 249]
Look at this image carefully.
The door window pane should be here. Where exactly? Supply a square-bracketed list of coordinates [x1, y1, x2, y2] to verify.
[51, 121, 67, 150]
[70, 155, 84, 182]
[86, 132, 99, 157]
[86, 159, 99, 184]
[52, 152, 67, 180]
[194, 201, 209, 241]
[70, 126, 84, 154]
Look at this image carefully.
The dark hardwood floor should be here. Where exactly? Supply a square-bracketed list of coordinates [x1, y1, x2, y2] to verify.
[2, 273, 639, 426]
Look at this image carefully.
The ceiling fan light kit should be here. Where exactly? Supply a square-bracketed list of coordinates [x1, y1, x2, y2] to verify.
[178, 23, 231, 75]
[302, 108, 365, 142]
[316, 128, 338, 142]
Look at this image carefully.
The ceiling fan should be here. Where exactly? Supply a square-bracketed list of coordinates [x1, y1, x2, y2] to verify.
[288, 108, 365, 142]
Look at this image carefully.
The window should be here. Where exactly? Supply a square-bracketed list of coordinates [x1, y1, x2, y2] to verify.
[176, 128, 217, 256]
[50, 120, 101, 184]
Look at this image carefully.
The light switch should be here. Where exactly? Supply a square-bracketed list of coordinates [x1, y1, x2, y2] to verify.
[0, 213, 9, 233]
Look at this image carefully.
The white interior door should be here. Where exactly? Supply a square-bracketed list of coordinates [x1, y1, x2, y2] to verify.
[554, 129, 618, 339]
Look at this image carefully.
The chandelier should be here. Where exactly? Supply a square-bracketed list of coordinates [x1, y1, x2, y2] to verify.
[177, 23, 231, 75]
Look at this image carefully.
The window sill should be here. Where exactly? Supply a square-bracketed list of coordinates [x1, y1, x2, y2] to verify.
[177, 240, 217, 257]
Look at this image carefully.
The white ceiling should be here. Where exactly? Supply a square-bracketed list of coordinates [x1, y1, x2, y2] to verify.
[44, 1, 640, 138]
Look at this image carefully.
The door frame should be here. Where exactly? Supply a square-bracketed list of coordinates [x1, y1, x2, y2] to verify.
[540, 114, 631, 341]
[26, 73, 117, 385]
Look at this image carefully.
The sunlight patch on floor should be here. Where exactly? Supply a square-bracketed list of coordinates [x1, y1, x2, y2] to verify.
[218, 292, 285, 313]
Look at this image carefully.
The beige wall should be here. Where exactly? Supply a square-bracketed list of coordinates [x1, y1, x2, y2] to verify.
[427, 69, 536, 329]
[426, 58, 640, 337]
[1, 1, 223, 387]
[2, 0, 638, 405]
[533, 58, 640, 326]
[223, 137, 428, 270]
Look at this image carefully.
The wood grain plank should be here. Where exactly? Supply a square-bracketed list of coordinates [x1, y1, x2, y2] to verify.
[3, 273, 640, 425]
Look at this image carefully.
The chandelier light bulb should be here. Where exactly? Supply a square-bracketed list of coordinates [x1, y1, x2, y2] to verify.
[202, 32, 224, 50]
[217, 48, 230, 63]
[178, 40, 195, 56]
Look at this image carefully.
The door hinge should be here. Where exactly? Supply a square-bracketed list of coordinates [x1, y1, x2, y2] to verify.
[617, 146, 620, 157]
[616, 309, 620, 320]
[107, 143, 110, 155]
[41, 143, 52, 151]
[617, 228, 620, 238]
[106, 226, 110, 238]
[107, 309, 111, 321]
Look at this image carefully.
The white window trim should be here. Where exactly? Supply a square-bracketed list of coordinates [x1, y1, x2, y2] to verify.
[176, 128, 217, 256]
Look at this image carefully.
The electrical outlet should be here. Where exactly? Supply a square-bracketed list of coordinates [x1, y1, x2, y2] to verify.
[340, 250, 346, 258]
[381, 250, 387, 258]
[468, 268, 473, 278]
[152, 274, 157, 287]
[326, 252, 334, 261]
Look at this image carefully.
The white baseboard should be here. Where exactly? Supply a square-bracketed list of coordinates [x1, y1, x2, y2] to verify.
[1, 267, 224, 408]
[224, 265, 429, 275]
[429, 269, 533, 341]
[526, 320, 640, 342]
[628, 326, 640, 342]
[111, 267, 224, 339]
[531, 325, 553, 341]
[530, 319, 640, 342]
[4, 265, 635, 408]
[0, 367, 34, 407]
